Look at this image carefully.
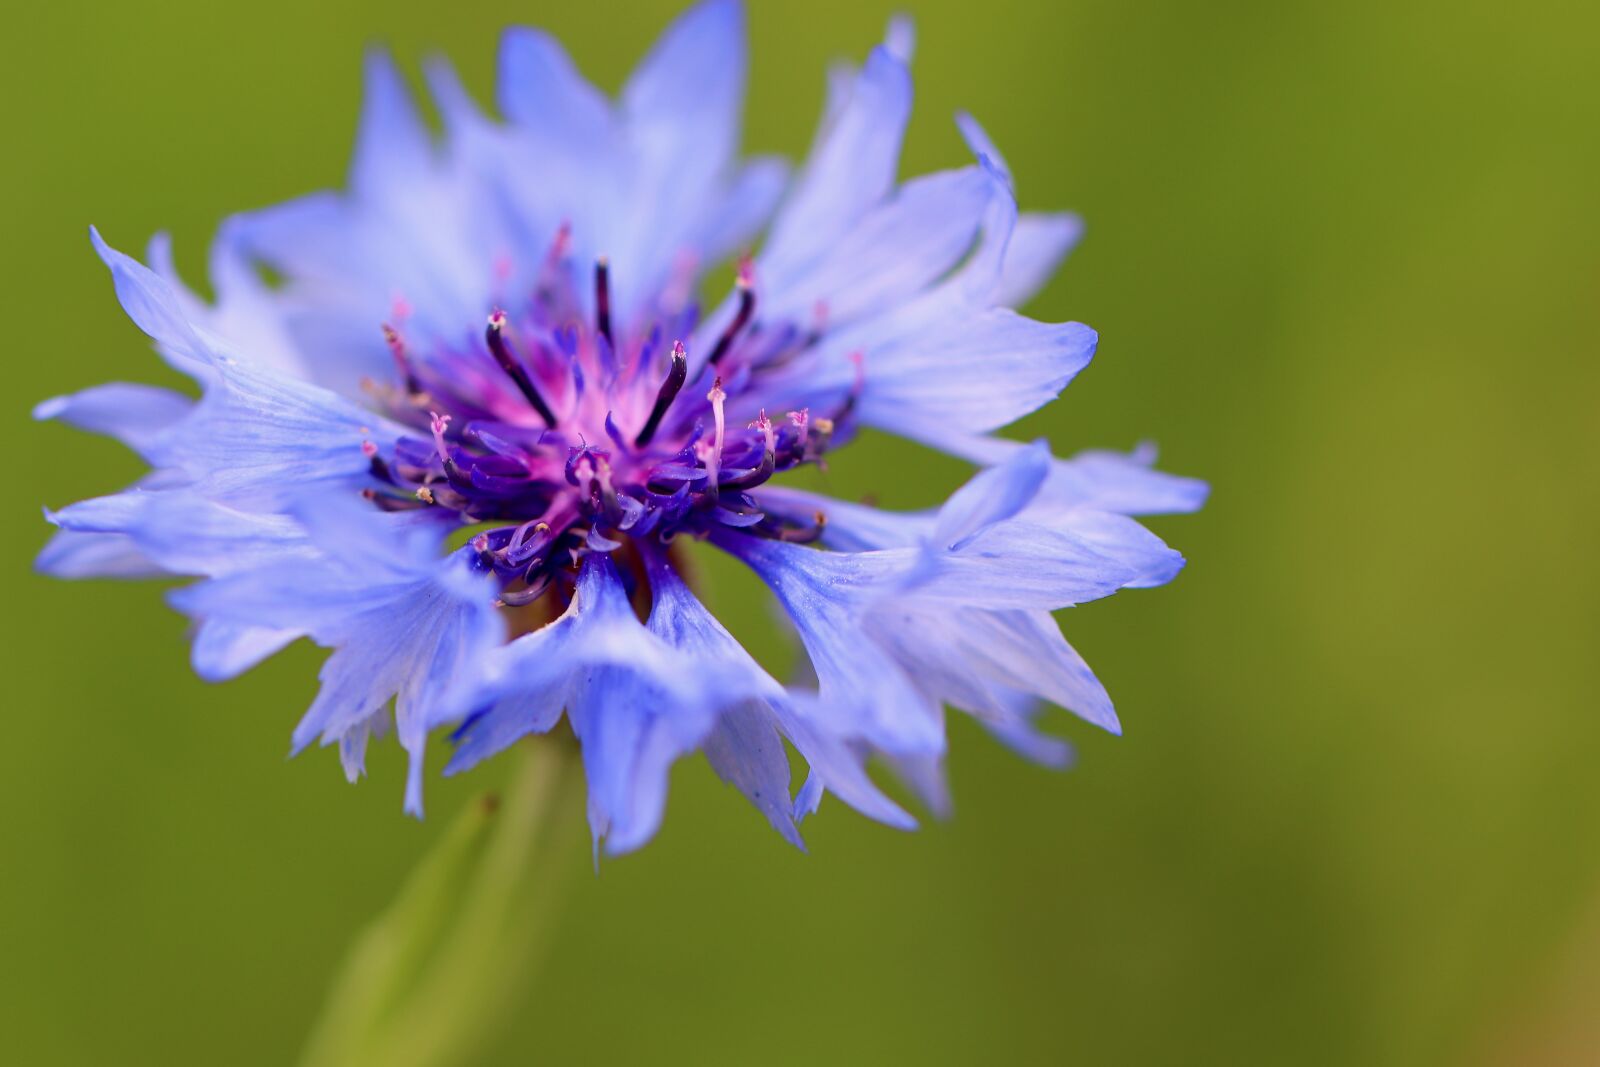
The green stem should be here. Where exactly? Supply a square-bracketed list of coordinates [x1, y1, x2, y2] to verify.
[298, 740, 583, 1067]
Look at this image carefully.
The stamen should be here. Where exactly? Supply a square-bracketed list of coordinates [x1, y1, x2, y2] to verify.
[753, 410, 776, 454]
[508, 518, 550, 554]
[382, 324, 424, 397]
[594, 257, 613, 350]
[360, 440, 378, 459]
[634, 339, 688, 447]
[705, 377, 727, 500]
[486, 311, 558, 427]
[497, 572, 552, 608]
[547, 221, 571, 265]
[776, 510, 828, 543]
[594, 456, 622, 524]
[361, 487, 426, 512]
[808, 299, 829, 342]
[428, 411, 452, 467]
[707, 264, 756, 367]
[720, 410, 776, 490]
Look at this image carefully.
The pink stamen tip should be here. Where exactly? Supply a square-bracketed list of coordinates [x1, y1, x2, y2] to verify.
[788, 408, 810, 429]
[706, 378, 727, 493]
[488, 308, 508, 330]
[752, 409, 776, 451]
[673, 339, 687, 359]
[429, 411, 453, 465]
[471, 534, 490, 553]
[736, 254, 755, 289]
[361, 440, 378, 458]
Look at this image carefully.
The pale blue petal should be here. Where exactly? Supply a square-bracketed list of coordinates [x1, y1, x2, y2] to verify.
[34, 528, 163, 580]
[856, 313, 1095, 438]
[190, 620, 301, 683]
[714, 533, 943, 754]
[33, 383, 191, 459]
[907, 519, 1141, 610]
[148, 232, 313, 383]
[701, 700, 804, 849]
[948, 439, 1209, 516]
[696, 156, 789, 265]
[884, 14, 916, 62]
[350, 47, 435, 201]
[45, 490, 313, 577]
[497, 26, 612, 141]
[983, 697, 1077, 769]
[758, 167, 991, 330]
[761, 46, 912, 287]
[779, 692, 917, 829]
[90, 226, 211, 374]
[931, 438, 1051, 548]
[884, 750, 951, 818]
[144, 346, 408, 506]
[996, 212, 1085, 309]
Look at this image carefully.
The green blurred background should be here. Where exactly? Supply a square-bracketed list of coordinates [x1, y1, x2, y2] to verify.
[4, 0, 1597, 1063]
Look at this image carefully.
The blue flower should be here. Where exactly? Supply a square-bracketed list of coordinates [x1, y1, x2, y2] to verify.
[36, 1, 1204, 853]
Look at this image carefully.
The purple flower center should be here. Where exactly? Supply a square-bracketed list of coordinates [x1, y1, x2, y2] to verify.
[360, 232, 843, 602]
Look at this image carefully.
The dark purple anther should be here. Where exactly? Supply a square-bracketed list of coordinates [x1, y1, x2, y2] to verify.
[634, 340, 688, 447]
[707, 266, 756, 367]
[594, 257, 613, 351]
[486, 311, 558, 427]
[383, 324, 425, 397]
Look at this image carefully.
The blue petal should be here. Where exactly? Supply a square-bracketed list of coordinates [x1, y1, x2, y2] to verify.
[695, 156, 789, 265]
[779, 692, 916, 830]
[950, 438, 1211, 516]
[761, 46, 912, 287]
[34, 528, 163, 580]
[90, 233, 410, 505]
[609, 0, 755, 320]
[190, 619, 301, 683]
[757, 167, 992, 330]
[701, 700, 804, 849]
[148, 232, 315, 384]
[714, 532, 943, 755]
[90, 226, 211, 374]
[33, 383, 191, 460]
[906, 519, 1142, 610]
[350, 47, 436, 201]
[47, 490, 314, 577]
[996, 213, 1085, 309]
[170, 502, 503, 816]
[931, 438, 1051, 548]
[852, 312, 1096, 439]
[497, 26, 612, 142]
[884, 14, 916, 62]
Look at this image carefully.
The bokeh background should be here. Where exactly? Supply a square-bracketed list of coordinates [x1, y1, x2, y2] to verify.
[3, 0, 1597, 1063]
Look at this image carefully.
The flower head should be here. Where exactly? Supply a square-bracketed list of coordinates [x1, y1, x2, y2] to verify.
[37, 1, 1205, 853]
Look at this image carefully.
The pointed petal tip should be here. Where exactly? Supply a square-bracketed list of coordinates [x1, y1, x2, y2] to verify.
[32, 396, 68, 421]
[885, 14, 916, 62]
